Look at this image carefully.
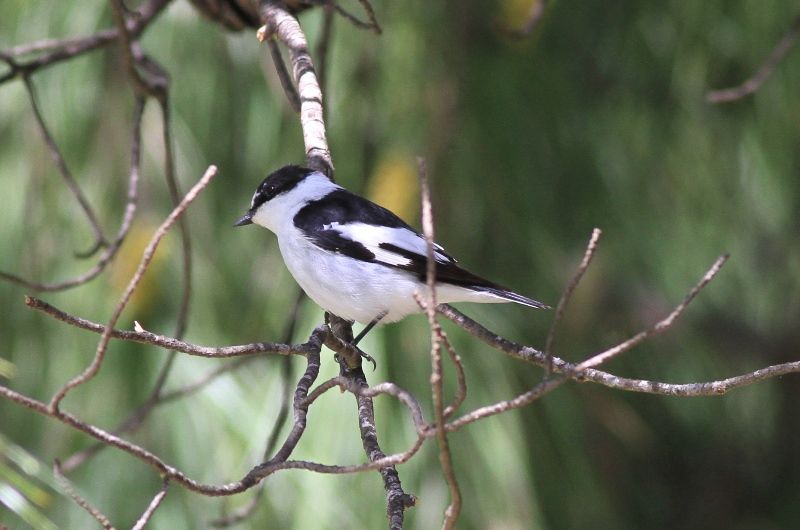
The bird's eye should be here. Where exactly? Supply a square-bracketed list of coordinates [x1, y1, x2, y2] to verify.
[266, 185, 276, 196]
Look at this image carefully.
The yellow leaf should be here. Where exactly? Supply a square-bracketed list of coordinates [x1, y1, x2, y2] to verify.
[500, 0, 540, 30]
[108, 219, 172, 316]
[366, 152, 419, 223]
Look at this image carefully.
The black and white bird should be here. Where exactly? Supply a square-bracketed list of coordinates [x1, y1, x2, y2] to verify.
[235, 165, 548, 343]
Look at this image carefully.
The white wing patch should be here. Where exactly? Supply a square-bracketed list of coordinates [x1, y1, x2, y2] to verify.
[333, 223, 455, 266]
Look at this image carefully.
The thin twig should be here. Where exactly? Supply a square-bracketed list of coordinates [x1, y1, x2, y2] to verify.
[0, 0, 171, 85]
[315, 3, 335, 97]
[23, 75, 107, 257]
[0, 96, 146, 291]
[131, 479, 169, 530]
[60, 361, 257, 473]
[62, 91, 191, 474]
[354, 0, 382, 34]
[437, 253, 737, 402]
[210, 290, 305, 528]
[53, 461, 115, 530]
[707, 13, 800, 103]
[444, 377, 566, 433]
[48, 165, 218, 412]
[575, 253, 729, 370]
[544, 228, 602, 372]
[109, 0, 164, 97]
[25, 296, 311, 359]
[440, 332, 466, 419]
[418, 157, 461, 529]
[267, 39, 301, 112]
[302, 0, 381, 33]
[441, 254, 730, 431]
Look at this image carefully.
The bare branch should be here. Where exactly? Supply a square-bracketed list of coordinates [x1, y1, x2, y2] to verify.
[131, 479, 169, 530]
[440, 332, 467, 420]
[210, 291, 305, 528]
[60, 95, 188, 474]
[354, 0, 382, 34]
[25, 296, 310, 359]
[258, 0, 333, 177]
[441, 254, 729, 431]
[330, 1, 380, 33]
[22, 75, 107, 256]
[53, 461, 115, 530]
[48, 165, 218, 412]
[109, 0, 166, 97]
[315, 3, 336, 96]
[444, 377, 565, 433]
[707, 14, 800, 103]
[441, 300, 800, 395]
[0, 96, 145, 291]
[418, 157, 461, 529]
[575, 253, 728, 370]
[544, 228, 602, 371]
[0, 0, 172, 85]
[267, 39, 302, 112]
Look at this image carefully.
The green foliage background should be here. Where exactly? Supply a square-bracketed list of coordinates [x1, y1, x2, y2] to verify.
[2, 0, 799, 528]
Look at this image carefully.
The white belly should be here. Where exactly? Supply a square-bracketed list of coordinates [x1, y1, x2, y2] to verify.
[276, 231, 501, 324]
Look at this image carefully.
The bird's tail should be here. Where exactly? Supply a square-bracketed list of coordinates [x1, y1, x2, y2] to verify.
[478, 287, 550, 309]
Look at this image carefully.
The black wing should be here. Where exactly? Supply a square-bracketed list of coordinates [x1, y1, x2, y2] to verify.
[293, 189, 547, 308]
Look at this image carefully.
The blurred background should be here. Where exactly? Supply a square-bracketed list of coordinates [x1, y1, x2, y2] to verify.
[2, 0, 800, 528]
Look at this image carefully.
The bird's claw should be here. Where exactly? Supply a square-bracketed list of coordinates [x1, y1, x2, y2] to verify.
[360, 349, 377, 371]
[333, 347, 377, 372]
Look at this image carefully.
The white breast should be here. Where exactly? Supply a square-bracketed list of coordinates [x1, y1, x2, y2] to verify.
[275, 227, 504, 324]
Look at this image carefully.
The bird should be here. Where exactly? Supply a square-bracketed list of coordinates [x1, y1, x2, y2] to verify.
[234, 165, 548, 345]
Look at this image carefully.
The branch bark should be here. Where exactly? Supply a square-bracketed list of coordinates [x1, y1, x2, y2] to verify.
[258, 0, 333, 177]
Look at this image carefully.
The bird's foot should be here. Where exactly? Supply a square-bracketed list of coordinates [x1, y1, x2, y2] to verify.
[334, 347, 377, 372]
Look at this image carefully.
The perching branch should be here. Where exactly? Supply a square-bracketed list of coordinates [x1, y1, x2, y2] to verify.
[25, 296, 310, 359]
[258, 0, 334, 177]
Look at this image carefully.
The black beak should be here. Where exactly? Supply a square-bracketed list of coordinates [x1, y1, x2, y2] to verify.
[234, 211, 253, 227]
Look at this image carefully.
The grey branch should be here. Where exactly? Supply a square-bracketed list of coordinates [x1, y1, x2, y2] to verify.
[417, 157, 462, 529]
[48, 165, 218, 412]
[258, 0, 334, 176]
[707, 13, 800, 103]
[0, 96, 146, 291]
[53, 460, 115, 529]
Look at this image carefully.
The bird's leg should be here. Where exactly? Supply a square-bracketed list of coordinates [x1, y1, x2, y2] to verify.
[353, 311, 387, 347]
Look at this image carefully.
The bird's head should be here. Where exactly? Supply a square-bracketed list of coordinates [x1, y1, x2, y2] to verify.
[234, 165, 336, 232]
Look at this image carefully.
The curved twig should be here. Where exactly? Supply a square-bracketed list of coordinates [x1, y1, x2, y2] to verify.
[0, 96, 146, 291]
[707, 13, 800, 103]
[48, 165, 218, 412]
[0, 0, 172, 85]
